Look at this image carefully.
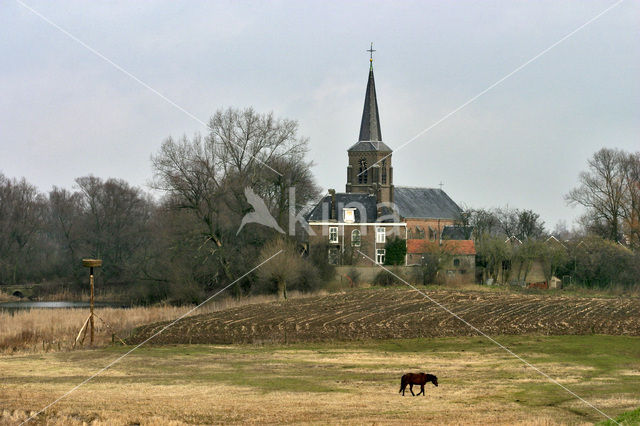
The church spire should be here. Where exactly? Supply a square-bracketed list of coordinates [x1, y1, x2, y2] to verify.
[358, 43, 382, 142]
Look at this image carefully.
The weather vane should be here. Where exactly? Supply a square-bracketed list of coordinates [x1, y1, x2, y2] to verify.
[367, 42, 376, 68]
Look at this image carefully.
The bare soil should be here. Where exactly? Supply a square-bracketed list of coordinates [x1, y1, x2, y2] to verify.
[128, 288, 640, 345]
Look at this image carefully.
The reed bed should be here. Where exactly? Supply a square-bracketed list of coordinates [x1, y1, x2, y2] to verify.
[0, 291, 324, 354]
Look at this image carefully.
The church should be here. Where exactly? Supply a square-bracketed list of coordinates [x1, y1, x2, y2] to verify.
[306, 54, 475, 276]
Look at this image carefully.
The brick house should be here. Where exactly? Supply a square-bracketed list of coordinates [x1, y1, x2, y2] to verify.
[306, 56, 474, 267]
[406, 239, 476, 278]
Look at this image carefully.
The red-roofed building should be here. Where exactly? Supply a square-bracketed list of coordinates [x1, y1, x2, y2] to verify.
[406, 239, 476, 278]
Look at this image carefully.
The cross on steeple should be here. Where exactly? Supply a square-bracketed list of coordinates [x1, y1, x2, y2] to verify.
[439, 181, 444, 190]
[367, 42, 376, 68]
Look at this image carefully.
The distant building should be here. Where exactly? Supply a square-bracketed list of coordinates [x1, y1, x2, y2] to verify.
[306, 55, 474, 267]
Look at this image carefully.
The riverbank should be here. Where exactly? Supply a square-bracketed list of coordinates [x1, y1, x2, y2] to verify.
[0, 291, 323, 353]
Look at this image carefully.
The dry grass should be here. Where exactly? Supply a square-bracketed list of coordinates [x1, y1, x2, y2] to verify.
[0, 291, 17, 303]
[0, 291, 327, 354]
[0, 336, 638, 425]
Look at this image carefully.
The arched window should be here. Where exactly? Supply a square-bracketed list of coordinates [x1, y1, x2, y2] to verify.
[358, 159, 368, 184]
[351, 229, 361, 247]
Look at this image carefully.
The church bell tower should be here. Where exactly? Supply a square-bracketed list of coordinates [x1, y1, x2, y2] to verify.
[345, 44, 393, 204]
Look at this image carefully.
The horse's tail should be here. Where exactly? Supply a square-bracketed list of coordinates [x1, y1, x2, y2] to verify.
[399, 375, 406, 393]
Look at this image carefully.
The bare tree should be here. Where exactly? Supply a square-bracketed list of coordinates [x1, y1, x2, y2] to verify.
[620, 151, 640, 247]
[256, 237, 303, 300]
[151, 107, 318, 286]
[0, 173, 47, 283]
[75, 176, 153, 285]
[566, 148, 627, 242]
[516, 209, 545, 241]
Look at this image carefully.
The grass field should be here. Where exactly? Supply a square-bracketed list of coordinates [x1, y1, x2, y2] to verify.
[1, 335, 639, 425]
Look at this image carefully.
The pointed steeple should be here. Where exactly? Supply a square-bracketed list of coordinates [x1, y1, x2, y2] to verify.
[358, 67, 382, 142]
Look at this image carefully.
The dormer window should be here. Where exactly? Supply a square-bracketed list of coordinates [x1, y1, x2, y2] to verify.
[343, 208, 355, 223]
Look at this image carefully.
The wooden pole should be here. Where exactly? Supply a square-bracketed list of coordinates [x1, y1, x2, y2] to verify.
[90, 266, 94, 346]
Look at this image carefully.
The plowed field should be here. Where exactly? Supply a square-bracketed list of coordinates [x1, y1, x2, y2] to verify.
[128, 288, 640, 344]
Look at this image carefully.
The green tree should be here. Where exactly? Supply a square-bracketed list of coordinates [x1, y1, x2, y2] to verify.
[384, 236, 407, 266]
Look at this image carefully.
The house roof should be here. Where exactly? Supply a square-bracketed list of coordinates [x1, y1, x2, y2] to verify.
[407, 239, 476, 255]
[306, 192, 398, 223]
[393, 186, 462, 220]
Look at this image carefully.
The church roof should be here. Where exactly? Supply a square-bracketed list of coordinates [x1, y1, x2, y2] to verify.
[394, 186, 462, 220]
[441, 225, 474, 240]
[347, 140, 393, 152]
[358, 67, 383, 143]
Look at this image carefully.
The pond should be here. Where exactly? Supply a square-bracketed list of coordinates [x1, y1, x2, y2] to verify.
[0, 301, 123, 313]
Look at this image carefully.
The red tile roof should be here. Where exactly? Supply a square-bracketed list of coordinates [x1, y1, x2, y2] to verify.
[407, 239, 476, 255]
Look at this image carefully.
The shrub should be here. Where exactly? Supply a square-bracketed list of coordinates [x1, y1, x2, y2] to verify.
[373, 268, 405, 286]
[346, 268, 361, 287]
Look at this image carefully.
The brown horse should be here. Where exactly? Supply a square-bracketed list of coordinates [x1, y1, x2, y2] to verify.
[399, 373, 438, 396]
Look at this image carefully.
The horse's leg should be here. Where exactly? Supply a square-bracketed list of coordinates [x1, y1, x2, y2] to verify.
[409, 384, 415, 396]
[420, 384, 425, 396]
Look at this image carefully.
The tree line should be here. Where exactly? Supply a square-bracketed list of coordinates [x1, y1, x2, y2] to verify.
[464, 147, 640, 289]
[1, 110, 638, 299]
[0, 107, 324, 303]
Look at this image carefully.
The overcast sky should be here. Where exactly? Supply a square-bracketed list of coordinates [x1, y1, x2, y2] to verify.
[1, 0, 639, 229]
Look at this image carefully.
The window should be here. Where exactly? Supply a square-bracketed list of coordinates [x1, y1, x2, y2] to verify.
[329, 226, 338, 243]
[343, 208, 355, 223]
[351, 229, 361, 247]
[428, 226, 436, 241]
[376, 227, 386, 243]
[453, 258, 460, 267]
[358, 159, 368, 184]
[381, 159, 387, 184]
[328, 247, 340, 265]
[376, 249, 385, 264]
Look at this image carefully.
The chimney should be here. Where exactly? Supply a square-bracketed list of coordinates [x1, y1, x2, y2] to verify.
[328, 189, 336, 221]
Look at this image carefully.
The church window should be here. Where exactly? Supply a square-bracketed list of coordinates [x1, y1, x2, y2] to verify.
[358, 159, 368, 184]
[329, 226, 338, 243]
[376, 227, 386, 243]
[376, 249, 386, 264]
[453, 258, 461, 267]
[381, 159, 387, 184]
[351, 229, 361, 247]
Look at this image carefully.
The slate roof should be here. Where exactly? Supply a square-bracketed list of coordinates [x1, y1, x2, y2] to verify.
[407, 240, 476, 256]
[347, 140, 393, 152]
[441, 225, 474, 240]
[394, 186, 462, 219]
[359, 68, 382, 142]
[306, 192, 380, 223]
